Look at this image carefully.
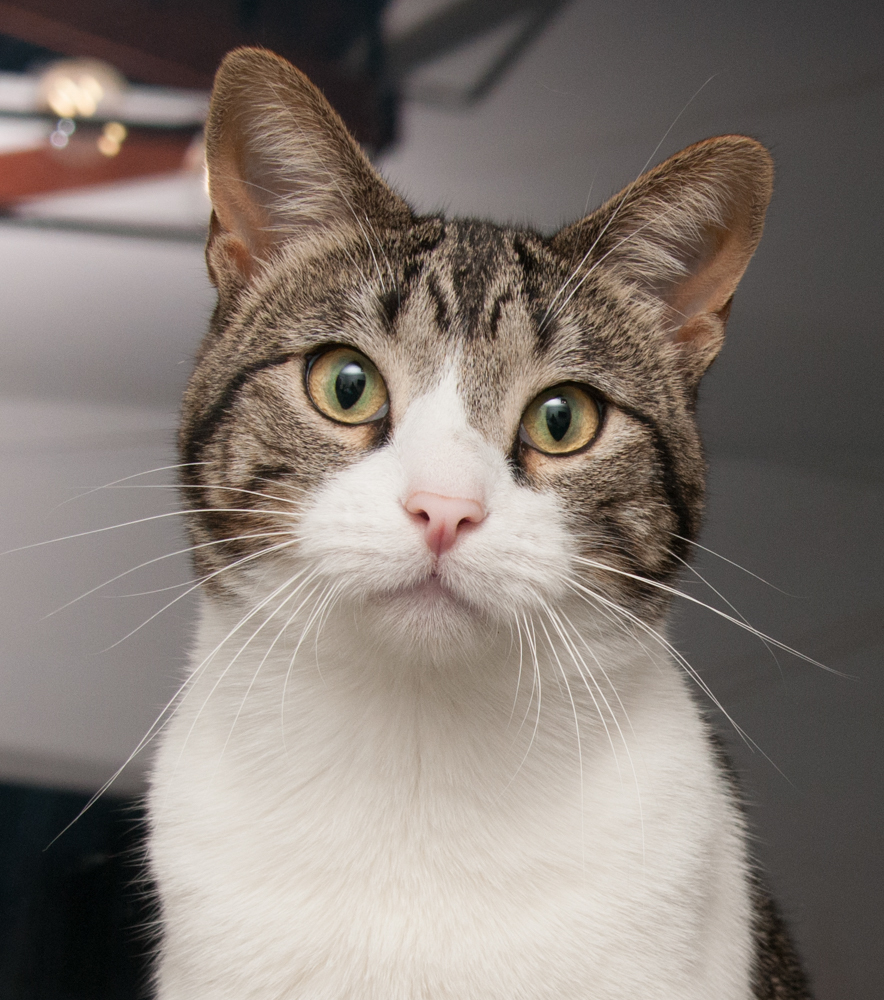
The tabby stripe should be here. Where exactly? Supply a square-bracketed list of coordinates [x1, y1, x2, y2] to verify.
[488, 289, 514, 338]
[618, 405, 696, 574]
[425, 272, 450, 332]
[378, 287, 405, 328]
[182, 354, 298, 471]
[511, 235, 559, 351]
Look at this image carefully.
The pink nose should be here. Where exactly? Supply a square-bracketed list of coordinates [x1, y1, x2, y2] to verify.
[404, 491, 486, 557]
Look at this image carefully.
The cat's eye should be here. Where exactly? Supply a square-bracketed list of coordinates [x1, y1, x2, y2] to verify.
[306, 347, 389, 425]
[519, 384, 601, 455]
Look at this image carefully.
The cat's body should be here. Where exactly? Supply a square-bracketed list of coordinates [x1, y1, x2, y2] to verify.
[148, 48, 812, 999]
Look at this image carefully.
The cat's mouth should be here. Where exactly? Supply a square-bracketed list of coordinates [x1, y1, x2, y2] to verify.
[393, 573, 457, 601]
[380, 572, 475, 615]
[345, 570, 488, 653]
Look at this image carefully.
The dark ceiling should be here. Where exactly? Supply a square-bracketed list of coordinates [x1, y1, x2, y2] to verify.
[0, 0, 393, 147]
[0, 0, 567, 154]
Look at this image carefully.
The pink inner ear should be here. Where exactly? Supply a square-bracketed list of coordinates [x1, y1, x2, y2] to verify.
[665, 224, 752, 331]
[208, 128, 277, 262]
[671, 313, 717, 347]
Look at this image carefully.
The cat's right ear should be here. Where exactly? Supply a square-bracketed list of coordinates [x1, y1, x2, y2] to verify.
[204, 47, 411, 297]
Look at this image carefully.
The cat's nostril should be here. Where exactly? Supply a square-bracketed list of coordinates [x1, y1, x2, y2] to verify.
[404, 491, 486, 557]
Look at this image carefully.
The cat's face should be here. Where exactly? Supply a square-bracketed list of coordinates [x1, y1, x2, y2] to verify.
[179, 49, 772, 660]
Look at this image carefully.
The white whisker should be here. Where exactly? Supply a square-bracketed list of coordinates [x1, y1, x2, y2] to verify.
[669, 550, 784, 681]
[43, 556, 314, 846]
[497, 612, 543, 797]
[44, 531, 294, 618]
[543, 602, 622, 783]
[4, 507, 299, 557]
[551, 604, 646, 863]
[507, 612, 526, 729]
[52, 461, 209, 509]
[110, 482, 308, 509]
[671, 534, 801, 596]
[572, 555, 844, 676]
[177, 568, 323, 776]
[537, 610, 586, 877]
[101, 537, 302, 651]
[280, 580, 344, 749]
[566, 579, 792, 781]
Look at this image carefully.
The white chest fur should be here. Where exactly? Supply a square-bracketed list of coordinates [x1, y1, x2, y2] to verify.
[149, 605, 753, 1000]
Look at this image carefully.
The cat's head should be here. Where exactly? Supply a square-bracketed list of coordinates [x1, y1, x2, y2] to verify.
[180, 48, 772, 660]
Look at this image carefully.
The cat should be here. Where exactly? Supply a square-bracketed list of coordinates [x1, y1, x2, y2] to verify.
[147, 46, 813, 999]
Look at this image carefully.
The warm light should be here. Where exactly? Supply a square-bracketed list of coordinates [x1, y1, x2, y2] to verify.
[97, 121, 128, 157]
[103, 121, 127, 143]
[38, 59, 124, 119]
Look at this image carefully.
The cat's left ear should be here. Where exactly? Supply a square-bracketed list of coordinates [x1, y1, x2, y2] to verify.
[204, 47, 411, 296]
[550, 136, 773, 386]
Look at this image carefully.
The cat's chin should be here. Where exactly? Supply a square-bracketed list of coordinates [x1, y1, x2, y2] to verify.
[360, 575, 490, 654]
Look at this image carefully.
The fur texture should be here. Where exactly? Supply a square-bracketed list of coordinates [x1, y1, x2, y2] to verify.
[148, 48, 811, 999]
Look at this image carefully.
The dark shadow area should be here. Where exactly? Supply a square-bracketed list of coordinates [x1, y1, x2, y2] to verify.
[0, 782, 155, 1000]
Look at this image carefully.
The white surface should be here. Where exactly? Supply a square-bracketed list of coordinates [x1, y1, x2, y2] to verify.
[0, 70, 207, 125]
[0, 117, 50, 152]
[17, 171, 211, 229]
[0, 226, 212, 406]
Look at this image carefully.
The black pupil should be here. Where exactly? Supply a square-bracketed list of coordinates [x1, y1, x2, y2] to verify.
[543, 397, 571, 441]
[335, 362, 366, 410]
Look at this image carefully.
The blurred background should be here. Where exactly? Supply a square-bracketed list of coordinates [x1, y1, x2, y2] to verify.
[0, 1, 881, 997]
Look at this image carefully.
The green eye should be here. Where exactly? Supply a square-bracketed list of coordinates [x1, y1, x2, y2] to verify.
[520, 384, 601, 455]
[306, 347, 389, 425]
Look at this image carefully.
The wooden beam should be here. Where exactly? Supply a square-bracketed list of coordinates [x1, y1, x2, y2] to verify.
[0, 127, 194, 204]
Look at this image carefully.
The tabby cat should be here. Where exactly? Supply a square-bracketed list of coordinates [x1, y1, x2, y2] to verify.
[147, 47, 812, 999]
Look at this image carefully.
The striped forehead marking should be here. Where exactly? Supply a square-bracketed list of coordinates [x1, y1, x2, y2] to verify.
[392, 221, 554, 348]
